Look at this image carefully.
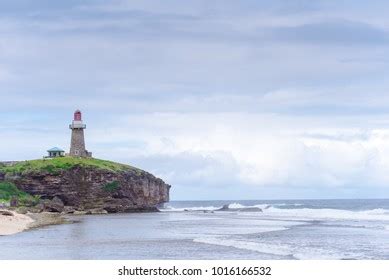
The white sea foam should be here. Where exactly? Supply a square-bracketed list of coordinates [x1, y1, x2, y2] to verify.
[173, 218, 300, 236]
[227, 203, 264, 209]
[293, 249, 363, 260]
[159, 206, 220, 212]
[193, 237, 294, 257]
[197, 226, 290, 235]
[159, 203, 267, 212]
[259, 207, 389, 221]
[227, 203, 272, 209]
[160, 203, 276, 212]
[193, 237, 362, 260]
[160, 203, 389, 222]
[227, 203, 301, 209]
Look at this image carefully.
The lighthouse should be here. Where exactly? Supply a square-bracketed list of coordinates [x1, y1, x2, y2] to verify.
[69, 110, 92, 157]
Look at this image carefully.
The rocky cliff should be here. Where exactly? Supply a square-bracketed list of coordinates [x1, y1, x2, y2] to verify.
[0, 158, 170, 213]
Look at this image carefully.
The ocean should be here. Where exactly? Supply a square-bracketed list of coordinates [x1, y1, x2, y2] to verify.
[1, 199, 389, 260]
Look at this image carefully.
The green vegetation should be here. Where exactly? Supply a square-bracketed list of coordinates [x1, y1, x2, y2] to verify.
[102, 181, 120, 192]
[0, 157, 140, 175]
[0, 182, 40, 206]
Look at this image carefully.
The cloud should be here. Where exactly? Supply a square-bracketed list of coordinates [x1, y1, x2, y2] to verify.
[1, 1, 389, 199]
[267, 20, 389, 45]
[75, 113, 389, 193]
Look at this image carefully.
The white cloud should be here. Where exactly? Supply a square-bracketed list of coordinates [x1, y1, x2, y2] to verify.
[1, 1, 389, 199]
[74, 113, 389, 192]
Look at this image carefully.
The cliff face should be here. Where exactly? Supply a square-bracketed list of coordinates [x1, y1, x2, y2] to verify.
[0, 159, 170, 213]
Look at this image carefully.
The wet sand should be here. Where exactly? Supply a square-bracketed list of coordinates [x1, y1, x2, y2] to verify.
[0, 210, 67, 236]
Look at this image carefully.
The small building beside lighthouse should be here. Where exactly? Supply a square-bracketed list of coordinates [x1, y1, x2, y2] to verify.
[69, 110, 92, 157]
[47, 147, 65, 158]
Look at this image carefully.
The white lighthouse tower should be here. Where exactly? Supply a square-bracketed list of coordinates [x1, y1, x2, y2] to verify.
[69, 110, 92, 157]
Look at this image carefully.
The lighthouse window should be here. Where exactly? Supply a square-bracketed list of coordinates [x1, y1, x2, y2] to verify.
[74, 111, 82, 121]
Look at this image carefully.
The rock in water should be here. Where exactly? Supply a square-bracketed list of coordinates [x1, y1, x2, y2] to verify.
[217, 204, 230, 211]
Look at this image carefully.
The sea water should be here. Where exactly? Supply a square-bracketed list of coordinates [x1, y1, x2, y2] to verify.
[1, 199, 389, 259]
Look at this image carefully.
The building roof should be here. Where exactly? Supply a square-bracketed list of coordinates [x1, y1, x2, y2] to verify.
[47, 147, 65, 152]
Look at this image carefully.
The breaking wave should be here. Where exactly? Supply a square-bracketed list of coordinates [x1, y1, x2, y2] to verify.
[161, 203, 389, 222]
[160, 203, 389, 221]
[159, 202, 301, 212]
[159, 205, 220, 212]
[193, 237, 364, 260]
[259, 207, 389, 221]
[193, 237, 293, 257]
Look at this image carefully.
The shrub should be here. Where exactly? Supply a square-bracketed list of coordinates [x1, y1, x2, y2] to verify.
[0, 182, 25, 200]
[103, 181, 120, 192]
[0, 182, 40, 206]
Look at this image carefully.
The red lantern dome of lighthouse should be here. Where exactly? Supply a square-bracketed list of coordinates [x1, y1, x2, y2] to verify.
[74, 110, 82, 121]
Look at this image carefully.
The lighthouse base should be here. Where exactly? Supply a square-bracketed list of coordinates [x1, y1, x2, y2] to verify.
[69, 128, 92, 157]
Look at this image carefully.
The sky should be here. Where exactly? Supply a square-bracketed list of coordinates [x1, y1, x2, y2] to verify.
[1, 0, 389, 200]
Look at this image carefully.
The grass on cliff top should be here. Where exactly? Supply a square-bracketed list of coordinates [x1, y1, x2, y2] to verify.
[0, 157, 141, 175]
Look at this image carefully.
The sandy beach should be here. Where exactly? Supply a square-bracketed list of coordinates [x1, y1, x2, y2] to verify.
[0, 210, 34, 236]
[0, 210, 67, 236]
